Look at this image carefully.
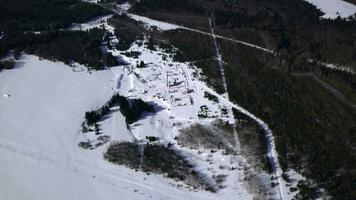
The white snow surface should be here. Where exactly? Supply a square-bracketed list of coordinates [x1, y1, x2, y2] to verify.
[0, 53, 253, 199]
[320, 61, 355, 74]
[0, 6, 293, 199]
[128, 14, 181, 31]
[82, 0, 99, 3]
[0, 55, 113, 154]
[305, 0, 356, 19]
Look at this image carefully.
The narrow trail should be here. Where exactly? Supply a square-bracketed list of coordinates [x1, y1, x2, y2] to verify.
[0, 137, 190, 199]
[208, 16, 229, 99]
[195, 82, 285, 200]
[182, 25, 273, 54]
[208, 15, 246, 196]
[138, 141, 145, 169]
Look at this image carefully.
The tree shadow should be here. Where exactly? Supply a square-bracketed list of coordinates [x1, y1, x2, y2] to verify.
[128, 99, 166, 122]
[98, 108, 120, 122]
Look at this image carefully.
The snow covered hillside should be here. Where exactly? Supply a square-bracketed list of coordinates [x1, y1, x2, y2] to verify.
[305, 0, 356, 19]
[0, 2, 304, 199]
[0, 55, 249, 200]
[0, 55, 113, 153]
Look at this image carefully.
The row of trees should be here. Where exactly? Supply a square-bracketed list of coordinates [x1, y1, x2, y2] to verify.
[0, 59, 15, 71]
[28, 29, 106, 70]
[0, 28, 119, 70]
[0, 0, 109, 33]
[0, 0, 115, 69]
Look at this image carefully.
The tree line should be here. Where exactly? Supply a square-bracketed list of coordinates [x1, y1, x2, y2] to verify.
[0, 0, 113, 69]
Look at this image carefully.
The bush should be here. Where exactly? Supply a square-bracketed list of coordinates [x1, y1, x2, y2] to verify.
[104, 142, 141, 168]
[103, 52, 118, 67]
[1, 59, 15, 69]
[136, 61, 146, 68]
[30, 29, 106, 70]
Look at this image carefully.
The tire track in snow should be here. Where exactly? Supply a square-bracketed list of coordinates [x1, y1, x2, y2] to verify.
[208, 17, 229, 99]
[0, 137, 190, 199]
[0, 168, 34, 200]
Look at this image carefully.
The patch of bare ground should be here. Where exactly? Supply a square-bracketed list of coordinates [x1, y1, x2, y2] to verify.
[211, 119, 235, 145]
[237, 119, 272, 199]
[176, 122, 235, 154]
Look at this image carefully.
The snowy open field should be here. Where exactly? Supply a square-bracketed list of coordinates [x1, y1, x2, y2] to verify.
[0, 55, 250, 200]
[305, 0, 356, 19]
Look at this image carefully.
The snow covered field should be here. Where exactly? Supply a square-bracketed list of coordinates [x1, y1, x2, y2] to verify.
[0, 36, 252, 200]
[305, 0, 356, 19]
[0, 3, 305, 198]
[0, 55, 250, 200]
[0, 55, 113, 155]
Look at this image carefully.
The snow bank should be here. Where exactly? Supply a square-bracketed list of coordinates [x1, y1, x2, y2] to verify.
[305, 0, 356, 19]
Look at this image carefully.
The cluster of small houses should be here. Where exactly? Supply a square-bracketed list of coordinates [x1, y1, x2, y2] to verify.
[166, 67, 194, 107]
